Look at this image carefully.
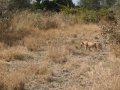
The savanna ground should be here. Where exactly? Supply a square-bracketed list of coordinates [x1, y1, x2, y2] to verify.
[0, 10, 120, 90]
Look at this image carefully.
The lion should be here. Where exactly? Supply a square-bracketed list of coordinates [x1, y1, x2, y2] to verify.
[80, 41, 88, 49]
[0, 60, 11, 65]
[80, 41, 102, 51]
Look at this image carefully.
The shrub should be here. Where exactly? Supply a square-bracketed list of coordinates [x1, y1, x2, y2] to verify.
[100, 7, 119, 44]
[110, 32, 120, 44]
[80, 8, 112, 23]
[62, 8, 111, 23]
[8, 0, 30, 10]
[80, 10, 100, 23]
[62, 7, 78, 15]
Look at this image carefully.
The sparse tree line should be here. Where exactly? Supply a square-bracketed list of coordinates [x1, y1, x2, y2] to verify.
[0, 0, 118, 12]
[80, 0, 117, 9]
[0, 0, 119, 25]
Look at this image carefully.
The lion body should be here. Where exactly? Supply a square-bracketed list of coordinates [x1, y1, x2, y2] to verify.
[81, 41, 102, 51]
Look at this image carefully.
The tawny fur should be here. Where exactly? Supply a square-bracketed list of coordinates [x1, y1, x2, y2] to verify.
[81, 41, 102, 51]
[0, 60, 11, 65]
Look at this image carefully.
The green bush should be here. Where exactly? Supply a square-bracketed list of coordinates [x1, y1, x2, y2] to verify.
[79, 8, 111, 23]
[8, 0, 30, 10]
[62, 8, 111, 23]
[80, 10, 100, 23]
[62, 7, 79, 15]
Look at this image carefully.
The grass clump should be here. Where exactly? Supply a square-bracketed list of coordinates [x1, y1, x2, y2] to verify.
[0, 46, 33, 61]
[0, 64, 25, 90]
[48, 46, 68, 64]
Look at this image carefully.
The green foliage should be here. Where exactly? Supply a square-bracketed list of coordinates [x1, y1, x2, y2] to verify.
[107, 5, 120, 44]
[62, 7, 111, 23]
[0, 0, 31, 10]
[8, 0, 30, 10]
[80, 0, 99, 9]
[31, 2, 44, 10]
[36, 0, 41, 3]
[32, 0, 74, 11]
[0, 0, 10, 9]
[80, 9, 100, 23]
[98, 8, 113, 21]
[80, 0, 117, 9]
[62, 7, 78, 14]
[54, 0, 74, 8]
[107, 0, 117, 7]
[99, 6, 119, 44]
[81, 8, 110, 23]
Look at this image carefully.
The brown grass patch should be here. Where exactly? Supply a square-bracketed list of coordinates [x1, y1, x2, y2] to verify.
[0, 42, 7, 50]
[21, 62, 53, 83]
[2, 72, 25, 90]
[0, 61, 53, 90]
[0, 63, 25, 90]
[110, 44, 120, 58]
[11, 11, 66, 31]
[48, 46, 68, 64]
[0, 46, 33, 62]
[87, 60, 120, 90]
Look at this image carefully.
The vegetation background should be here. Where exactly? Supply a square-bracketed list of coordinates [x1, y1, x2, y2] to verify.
[0, 0, 120, 90]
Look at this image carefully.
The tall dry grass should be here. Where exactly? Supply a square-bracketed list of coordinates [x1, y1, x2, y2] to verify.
[0, 9, 120, 90]
[0, 62, 53, 90]
[0, 10, 80, 47]
[48, 45, 68, 64]
[0, 46, 33, 62]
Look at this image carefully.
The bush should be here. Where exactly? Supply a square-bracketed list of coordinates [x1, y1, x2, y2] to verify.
[62, 8, 111, 23]
[100, 6, 119, 44]
[110, 32, 120, 44]
[79, 8, 111, 23]
[8, 0, 30, 10]
[80, 10, 100, 23]
[62, 7, 78, 15]
[0, 0, 30, 11]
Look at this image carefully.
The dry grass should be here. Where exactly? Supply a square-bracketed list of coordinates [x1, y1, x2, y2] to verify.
[110, 44, 120, 58]
[22, 23, 100, 51]
[22, 63, 53, 83]
[88, 59, 120, 90]
[23, 36, 42, 51]
[1, 9, 101, 50]
[0, 61, 53, 90]
[48, 45, 68, 64]
[1, 72, 25, 90]
[0, 63, 25, 90]
[0, 42, 7, 50]
[63, 56, 120, 90]
[0, 46, 33, 62]
[0, 10, 120, 90]
[11, 11, 69, 31]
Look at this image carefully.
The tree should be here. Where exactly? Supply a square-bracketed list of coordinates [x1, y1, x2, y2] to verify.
[33, 0, 74, 11]
[80, 0, 99, 9]
[80, 0, 117, 9]
[36, 0, 41, 3]
[54, 0, 74, 8]
[106, 0, 117, 6]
